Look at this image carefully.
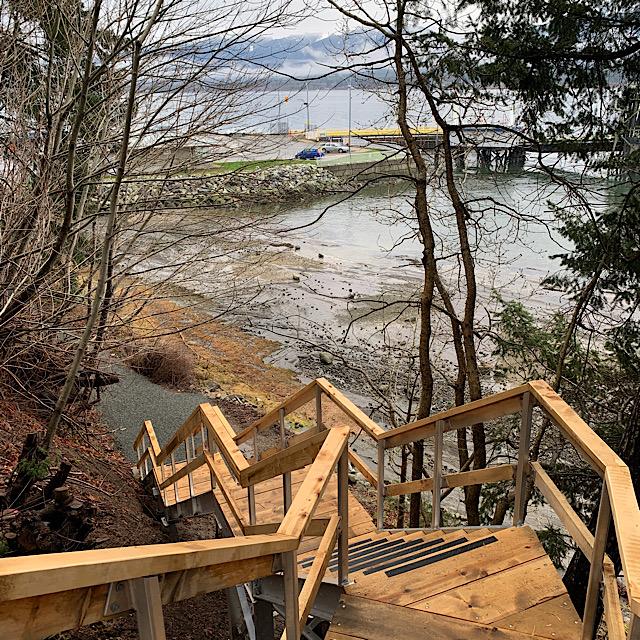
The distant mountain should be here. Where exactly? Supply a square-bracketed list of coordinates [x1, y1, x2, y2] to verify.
[182, 33, 388, 87]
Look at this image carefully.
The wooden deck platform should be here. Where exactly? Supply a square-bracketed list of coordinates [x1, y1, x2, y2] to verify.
[165, 459, 579, 640]
[300, 526, 581, 640]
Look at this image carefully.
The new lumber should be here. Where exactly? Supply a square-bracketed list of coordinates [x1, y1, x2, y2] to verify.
[156, 405, 202, 464]
[204, 451, 247, 531]
[0, 555, 276, 640]
[236, 379, 317, 445]
[328, 594, 555, 640]
[530, 461, 594, 558]
[603, 561, 626, 640]
[244, 518, 331, 538]
[0, 534, 296, 602]
[409, 556, 567, 624]
[527, 380, 621, 475]
[316, 378, 386, 440]
[287, 514, 340, 640]
[277, 425, 349, 541]
[347, 526, 545, 607]
[201, 404, 249, 479]
[385, 463, 515, 497]
[347, 448, 377, 489]
[159, 452, 206, 490]
[606, 464, 640, 616]
[239, 428, 329, 487]
[379, 385, 527, 449]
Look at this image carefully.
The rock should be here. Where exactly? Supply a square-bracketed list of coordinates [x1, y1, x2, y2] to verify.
[319, 351, 334, 365]
[318, 253, 324, 259]
[208, 381, 221, 392]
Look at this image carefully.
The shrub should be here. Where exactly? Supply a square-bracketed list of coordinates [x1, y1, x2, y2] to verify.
[128, 342, 195, 387]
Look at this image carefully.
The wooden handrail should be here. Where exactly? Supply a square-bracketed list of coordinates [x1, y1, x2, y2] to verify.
[235, 379, 318, 445]
[347, 448, 377, 489]
[201, 404, 249, 480]
[379, 384, 528, 449]
[129, 378, 640, 633]
[134, 420, 162, 454]
[239, 428, 330, 488]
[204, 451, 247, 532]
[286, 514, 341, 640]
[384, 463, 516, 497]
[316, 378, 386, 440]
[0, 534, 297, 603]
[156, 406, 202, 465]
[371, 379, 640, 625]
[158, 452, 207, 491]
[527, 380, 620, 476]
[277, 425, 350, 541]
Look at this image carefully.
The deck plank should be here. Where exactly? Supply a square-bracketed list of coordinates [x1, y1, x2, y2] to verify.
[494, 595, 582, 639]
[407, 555, 567, 624]
[347, 526, 546, 607]
[328, 594, 557, 639]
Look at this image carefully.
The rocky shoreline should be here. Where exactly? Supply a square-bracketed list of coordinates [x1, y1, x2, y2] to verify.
[117, 164, 352, 210]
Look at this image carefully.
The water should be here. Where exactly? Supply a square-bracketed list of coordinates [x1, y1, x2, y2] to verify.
[223, 87, 519, 133]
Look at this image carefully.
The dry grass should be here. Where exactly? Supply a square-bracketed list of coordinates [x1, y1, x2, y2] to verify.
[128, 341, 196, 387]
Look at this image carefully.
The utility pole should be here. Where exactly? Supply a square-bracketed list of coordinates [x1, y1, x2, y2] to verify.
[348, 80, 352, 157]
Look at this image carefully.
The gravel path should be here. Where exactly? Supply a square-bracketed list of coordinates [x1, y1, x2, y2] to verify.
[98, 365, 210, 463]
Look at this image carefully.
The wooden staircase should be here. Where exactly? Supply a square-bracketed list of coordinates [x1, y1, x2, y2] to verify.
[1, 378, 639, 640]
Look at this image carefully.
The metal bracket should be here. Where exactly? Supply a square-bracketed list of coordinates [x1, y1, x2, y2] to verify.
[272, 553, 284, 573]
[104, 580, 133, 617]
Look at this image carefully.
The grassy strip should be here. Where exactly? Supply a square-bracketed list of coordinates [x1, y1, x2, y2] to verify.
[210, 158, 315, 172]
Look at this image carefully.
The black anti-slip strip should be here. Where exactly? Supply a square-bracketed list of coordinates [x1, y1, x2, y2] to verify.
[328, 537, 408, 569]
[301, 537, 389, 569]
[347, 537, 434, 573]
[362, 537, 468, 576]
[298, 537, 376, 567]
[385, 535, 499, 578]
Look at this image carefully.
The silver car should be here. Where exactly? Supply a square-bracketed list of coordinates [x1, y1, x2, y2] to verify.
[321, 142, 350, 153]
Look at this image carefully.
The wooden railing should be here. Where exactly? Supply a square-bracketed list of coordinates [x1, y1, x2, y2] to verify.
[143, 377, 639, 640]
[371, 380, 640, 640]
[134, 405, 353, 640]
[3, 378, 638, 640]
[0, 533, 298, 639]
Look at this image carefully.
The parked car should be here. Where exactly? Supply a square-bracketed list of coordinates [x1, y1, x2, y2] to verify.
[295, 147, 325, 159]
[321, 142, 349, 153]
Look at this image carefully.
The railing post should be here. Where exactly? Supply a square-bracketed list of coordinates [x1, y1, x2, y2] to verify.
[377, 440, 385, 530]
[582, 479, 611, 640]
[337, 445, 349, 585]
[160, 461, 167, 504]
[280, 408, 292, 512]
[282, 550, 300, 640]
[432, 420, 444, 529]
[248, 485, 256, 526]
[206, 420, 216, 490]
[248, 427, 258, 525]
[628, 614, 640, 640]
[171, 453, 179, 504]
[514, 391, 533, 526]
[130, 575, 166, 640]
[143, 435, 150, 477]
[185, 438, 195, 499]
[316, 385, 324, 432]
